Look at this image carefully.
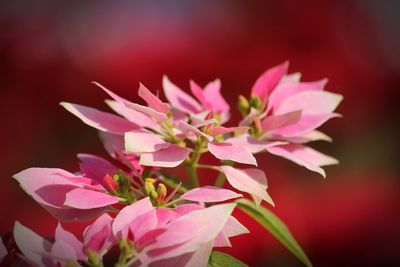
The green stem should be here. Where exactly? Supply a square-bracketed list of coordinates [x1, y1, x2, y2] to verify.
[185, 142, 202, 188]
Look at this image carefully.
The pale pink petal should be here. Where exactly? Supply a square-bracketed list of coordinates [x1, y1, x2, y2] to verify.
[14, 222, 52, 266]
[220, 166, 274, 206]
[208, 142, 257, 166]
[276, 90, 343, 115]
[99, 132, 125, 157]
[284, 130, 332, 143]
[203, 79, 230, 113]
[128, 103, 167, 122]
[51, 239, 78, 263]
[173, 204, 203, 216]
[225, 134, 284, 154]
[64, 188, 119, 209]
[189, 80, 209, 109]
[92, 81, 133, 106]
[140, 145, 190, 168]
[106, 100, 161, 130]
[176, 121, 213, 141]
[271, 113, 340, 137]
[125, 131, 170, 153]
[138, 83, 170, 113]
[180, 186, 242, 202]
[77, 154, 118, 184]
[84, 214, 114, 255]
[210, 126, 249, 136]
[112, 197, 154, 239]
[0, 239, 6, 262]
[43, 205, 112, 222]
[55, 224, 85, 260]
[145, 204, 236, 261]
[268, 79, 328, 112]
[156, 209, 176, 227]
[215, 216, 249, 247]
[261, 110, 302, 132]
[239, 107, 259, 126]
[60, 102, 137, 135]
[266, 144, 338, 177]
[251, 62, 289, 102]
[280, 72, 302, 83]
[163, 76, 202, 114]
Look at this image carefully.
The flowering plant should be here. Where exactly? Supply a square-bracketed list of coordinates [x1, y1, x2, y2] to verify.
[2, 62, 342, 266]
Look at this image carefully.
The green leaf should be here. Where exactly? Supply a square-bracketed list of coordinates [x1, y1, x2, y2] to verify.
[207, 251, 248, 267]
[236, 198, 312, 267]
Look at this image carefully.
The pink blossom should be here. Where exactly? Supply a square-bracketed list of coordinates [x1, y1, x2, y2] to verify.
[13, 168, 119, 221]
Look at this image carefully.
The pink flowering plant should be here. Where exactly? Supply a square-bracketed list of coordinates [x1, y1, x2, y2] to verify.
[4, 62, 342, 266]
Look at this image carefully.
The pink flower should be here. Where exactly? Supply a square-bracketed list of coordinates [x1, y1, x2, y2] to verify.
[13, 167, 119, 221]
[242, 62, 342, 176]
[0, 239, 6, 263]
[14, 214, 114, 266]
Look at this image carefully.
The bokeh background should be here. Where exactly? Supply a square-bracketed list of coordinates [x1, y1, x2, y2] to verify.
[1, 1, 399, 266]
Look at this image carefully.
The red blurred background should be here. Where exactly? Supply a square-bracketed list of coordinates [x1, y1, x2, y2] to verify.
[1, 1, 399, 266]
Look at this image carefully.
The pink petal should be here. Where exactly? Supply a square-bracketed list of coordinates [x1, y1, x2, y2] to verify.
[208, 142, 257, 166]
[128, 103, 167, 122]
[106, 100, 161, 130]
[225, 134, 283, 154]
[268, 79, 328, 112]
[77, 154, 118, 184]
[276, 90, 343, 115]
[92, 81, 133, 106]
[163, 76, 202, 114]
[84, 214, 114, 255]
[215, 216, 249, 247]
[130, 210, 158, 243]
[180, 186, 242, 202]
[203, 79, 230, 113]
[60, 102, 137, 135]
[271, 113, 340, 137]
[14, 222, 52, 266]
[51, 239, 78, 263]
[261, 110, 302, 132]
[99, 132, 125, 157]
[64, 188, 119, 209]
[266, 144, 338, 177]
[112, 197, 154, 239]
[284, 130, 332, 143]
[125, 131, 170, 153]
[251, 61, 289, 102]
[145, 204, 236, 261]
[138, 83, 170, 113]
[190, 80, 209, 109]
[140, 145, 190, 168]
[220, 166, 274, 206]
[156, 209, 176, 227]
[55, 224, 85, 260]
[210, 126, 249, 136]
[176, 121, 213, 141]
[173, 204, 203, 216]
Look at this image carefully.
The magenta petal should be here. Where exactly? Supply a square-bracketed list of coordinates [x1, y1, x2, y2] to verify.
[125, 131, 170, 153]
[84, 214, 114, 255]
[60, 102, 137, 135]
[190, 80, 210, 109]
[138, 83, 170, 113]
[163, 76, 202, 114]
[267, 144, 338, 177]
[180, 186, 242, 202]
[140, 145, 190, 168]
[251, 61, 289, 102]
[220, 166, 274, 206]
[208, 142, 257, 166]
[55, 224, 85, 260]
[64, 188, 119, 209]
[78, 154, 118, 184]
[14, 222, 52, 266]
[112, 197, 154, 239]
[261, 110, 302, 132]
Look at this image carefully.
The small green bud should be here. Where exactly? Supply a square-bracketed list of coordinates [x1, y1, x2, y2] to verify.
[238, 95, 250, 116]
[250, 94, 263, 110]
[156, 183, 167, 203]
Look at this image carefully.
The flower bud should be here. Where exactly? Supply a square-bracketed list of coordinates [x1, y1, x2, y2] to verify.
[144, 178, 157, 198]
[156, 183, 167, 203]
[250, 94, 262, 110]
[103, 174, 119, 193]
[238, 95, 250, 116]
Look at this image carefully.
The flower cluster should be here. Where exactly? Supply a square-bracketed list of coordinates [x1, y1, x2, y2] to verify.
[4, 62, 342, 266]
